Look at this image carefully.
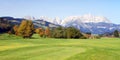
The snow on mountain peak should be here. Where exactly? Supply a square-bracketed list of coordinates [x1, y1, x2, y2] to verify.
[24, 16, 35, 20]
[71, 14, 111, 23]
[81, 14, 111, 23]
[60, 14, 111, 26]
[39, 16, 54, 23]
[32, 14, 112, 26]
[54, 17, 62, 25]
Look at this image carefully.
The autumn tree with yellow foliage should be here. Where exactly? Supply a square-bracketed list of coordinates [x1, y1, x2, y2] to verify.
[45, 27, 50, 37]
[17, 20, 34, 38]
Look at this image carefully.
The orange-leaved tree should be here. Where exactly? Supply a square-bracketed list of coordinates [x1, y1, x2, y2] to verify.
[13, 25, 19, 35]
[45, 27, 50, 37]
[39, 28, 45, 37]
[17, 20, 34, 38]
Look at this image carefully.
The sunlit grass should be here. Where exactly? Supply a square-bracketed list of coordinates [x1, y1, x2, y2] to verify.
[0, 34, 120, 60]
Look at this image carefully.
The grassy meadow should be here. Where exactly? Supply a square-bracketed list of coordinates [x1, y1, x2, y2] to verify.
[0, 34, 120, 60]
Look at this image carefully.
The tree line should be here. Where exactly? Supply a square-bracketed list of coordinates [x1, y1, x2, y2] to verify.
[8, 20, 86, 39]
[8, 20, 120, 39]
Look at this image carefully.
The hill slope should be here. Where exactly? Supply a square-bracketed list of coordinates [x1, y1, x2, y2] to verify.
[0, 17, 59, 33]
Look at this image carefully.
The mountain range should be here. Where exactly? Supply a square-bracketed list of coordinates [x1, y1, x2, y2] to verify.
[0, 14, 120, 34]
[35, 14, 120, 34]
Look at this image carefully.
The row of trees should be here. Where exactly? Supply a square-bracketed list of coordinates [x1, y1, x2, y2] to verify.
[35, 27, 50, 38]
[35, 26, 85, 39]
[14, 19, 85, 39]
[35, 26, 86, 39]
[51, 27, 85, 39]
[9, 20, 51, 38]
[99, 30, 120, 38]
[8, 20, 119, 39]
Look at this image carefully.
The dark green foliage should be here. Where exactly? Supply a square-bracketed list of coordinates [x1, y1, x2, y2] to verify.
[113, 30, 119, 37]
[51, 27, 84, 39]
[86, 32, 91, 35]
[51, 27, 67, 38]
[94, 35, 101, 39]
[66, 27, 83, 39]
[8, 28, 15, 35]
[0, 18, 12, 33]
[79, 36, 87, 39]
[84, 32, 92, 39]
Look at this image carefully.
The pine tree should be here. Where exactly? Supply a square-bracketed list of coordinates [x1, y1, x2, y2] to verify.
[113, 30, 119, 37]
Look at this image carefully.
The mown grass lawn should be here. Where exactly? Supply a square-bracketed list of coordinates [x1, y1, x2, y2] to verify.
[0, 34, 120, 60]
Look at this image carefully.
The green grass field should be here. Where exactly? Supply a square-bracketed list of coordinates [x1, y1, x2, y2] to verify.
[0, 34, 120, 60]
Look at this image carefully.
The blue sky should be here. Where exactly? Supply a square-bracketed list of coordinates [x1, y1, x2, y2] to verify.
[0, 0, 120, 24]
